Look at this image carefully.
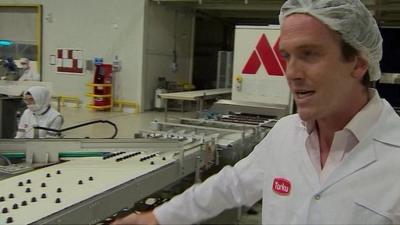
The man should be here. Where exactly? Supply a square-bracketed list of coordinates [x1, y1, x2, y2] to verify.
[18, 58, 40, 81]
[15, 86, 63, 138]
[113, 0, 400, 224]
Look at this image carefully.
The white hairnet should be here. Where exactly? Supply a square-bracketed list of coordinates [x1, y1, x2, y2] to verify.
[279, 0, 383, 81]
[20, 58, 29, 64]
[24, 86, 51, 114]
[18, 57, 30, 69]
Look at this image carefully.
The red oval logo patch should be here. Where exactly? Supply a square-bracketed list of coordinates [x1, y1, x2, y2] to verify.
[272, 177, 291, 195]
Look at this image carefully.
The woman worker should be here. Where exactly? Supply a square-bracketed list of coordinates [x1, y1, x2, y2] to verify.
[15, 86, 63, 138]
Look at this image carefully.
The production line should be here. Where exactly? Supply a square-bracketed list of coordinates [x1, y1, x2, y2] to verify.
[0, 138, 211, 224]
[0, 100, 279, 224]
[136, 117, 273, 166]
[0, 110, 274, 225]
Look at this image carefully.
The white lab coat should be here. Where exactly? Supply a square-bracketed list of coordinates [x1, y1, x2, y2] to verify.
[15, 107, 63, 138]
[154, 99, 400, 224]
[18, 68, 40, 81]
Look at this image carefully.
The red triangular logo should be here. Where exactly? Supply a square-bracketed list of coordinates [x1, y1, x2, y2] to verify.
[242, 34, 285, 76]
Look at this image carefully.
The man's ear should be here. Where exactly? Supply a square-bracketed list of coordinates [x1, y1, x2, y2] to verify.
[352, 56, 368, 80]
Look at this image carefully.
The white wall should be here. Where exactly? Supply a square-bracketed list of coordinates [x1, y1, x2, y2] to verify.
[1, 0, 195, 111]
[142, 1, 195, 110]
[43, 0, 146, 110]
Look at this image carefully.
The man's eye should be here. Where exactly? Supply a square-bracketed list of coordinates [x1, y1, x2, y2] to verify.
[300, 50, 319, 61]
[304, 50, 316, 57]
[280, 52, 289, 60]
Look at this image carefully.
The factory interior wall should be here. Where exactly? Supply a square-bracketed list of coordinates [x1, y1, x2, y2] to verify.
[42, 0, 146, 109]
[142, 1, 195, 110]
[1, 0, 196, 112]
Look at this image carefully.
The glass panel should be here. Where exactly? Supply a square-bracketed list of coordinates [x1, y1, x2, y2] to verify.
[0, 5, 42, 80]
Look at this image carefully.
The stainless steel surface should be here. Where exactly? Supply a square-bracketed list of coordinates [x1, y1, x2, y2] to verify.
[216, 51, 233, 89]
[380, 73, 400, 84]
[160, 88, 232, 120]
[211, 99, 290, 119]
[137, 118, 270, 167]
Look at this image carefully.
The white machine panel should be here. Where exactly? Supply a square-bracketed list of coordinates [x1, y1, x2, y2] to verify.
[0, 151, 176, 224]
[232, 25, 291, 106]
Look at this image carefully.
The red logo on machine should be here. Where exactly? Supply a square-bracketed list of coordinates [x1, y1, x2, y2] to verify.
[242, 34, 286, 76]
[272, 177, 291, 195]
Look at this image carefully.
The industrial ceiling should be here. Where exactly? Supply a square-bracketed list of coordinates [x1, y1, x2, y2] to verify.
[152, 0, 400, 26]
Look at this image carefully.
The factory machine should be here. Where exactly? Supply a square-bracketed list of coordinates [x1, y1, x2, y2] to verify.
[0, 138, 213, 224]
[136, 118, 274, 167]
[0, 108, 272, 224]
[0, 116, 269, 225]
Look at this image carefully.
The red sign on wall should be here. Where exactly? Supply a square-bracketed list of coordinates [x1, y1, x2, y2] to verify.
[56, 48, 84, 74]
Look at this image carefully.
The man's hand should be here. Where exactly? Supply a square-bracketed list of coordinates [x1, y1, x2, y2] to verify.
[111, 211, 159, 225]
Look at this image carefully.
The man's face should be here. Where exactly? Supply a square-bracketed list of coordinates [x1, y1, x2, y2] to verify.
[279, 14, 365, 122]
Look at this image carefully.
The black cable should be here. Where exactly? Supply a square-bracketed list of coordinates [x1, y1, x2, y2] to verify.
[0, 154, 11, 166]
[34, 120, 118, 139]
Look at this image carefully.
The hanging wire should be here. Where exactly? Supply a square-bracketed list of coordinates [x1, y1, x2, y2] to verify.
[33, 120, 118, 139]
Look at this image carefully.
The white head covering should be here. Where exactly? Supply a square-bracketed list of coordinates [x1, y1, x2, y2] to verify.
[20, 57, 29, 64]
[24, 86, 51, 115]
[279, 0, 383, 81]
[19, 57, 30, 69]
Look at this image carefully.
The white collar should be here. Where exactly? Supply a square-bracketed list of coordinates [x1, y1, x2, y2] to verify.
[301, 88, 383, 142]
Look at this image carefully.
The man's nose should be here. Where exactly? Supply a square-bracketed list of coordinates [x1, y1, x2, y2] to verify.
[284, 58, 303, 80]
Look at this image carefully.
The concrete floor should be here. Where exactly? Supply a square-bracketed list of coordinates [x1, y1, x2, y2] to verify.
[60, 106, 262, 224]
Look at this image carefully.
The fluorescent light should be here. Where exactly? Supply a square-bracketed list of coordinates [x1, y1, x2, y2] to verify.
[0, 40, 14, 46]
